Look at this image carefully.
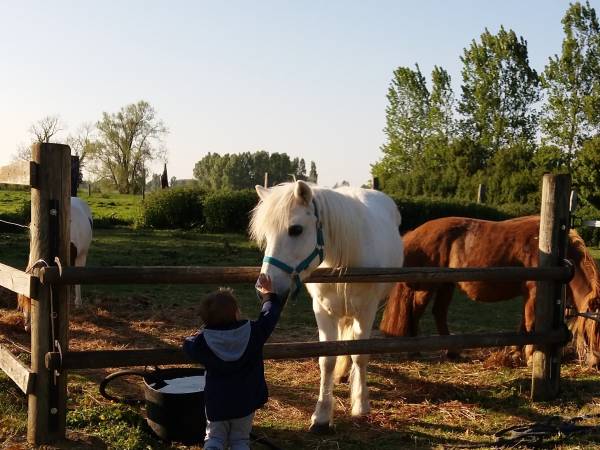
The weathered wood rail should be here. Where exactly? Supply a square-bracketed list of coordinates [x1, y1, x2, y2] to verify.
[45, 330, 568, 371]
[39, 265, 573, 285]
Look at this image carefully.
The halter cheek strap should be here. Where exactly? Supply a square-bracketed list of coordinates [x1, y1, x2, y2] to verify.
[262, 199, 325, 295]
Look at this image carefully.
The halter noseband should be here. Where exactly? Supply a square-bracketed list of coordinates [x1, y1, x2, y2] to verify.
[262, 199, 325, 295]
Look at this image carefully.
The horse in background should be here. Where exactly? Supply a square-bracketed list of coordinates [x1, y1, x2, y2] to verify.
[251, 180, 403, 432]
[18, 197, 93, 331]
[380, 216, 600, 368]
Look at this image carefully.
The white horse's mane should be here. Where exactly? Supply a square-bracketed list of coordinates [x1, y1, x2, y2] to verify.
[250, 183, 366, 268]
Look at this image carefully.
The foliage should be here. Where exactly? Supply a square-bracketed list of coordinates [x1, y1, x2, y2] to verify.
[308, 160, 318, 183]
[373, 65, 457, 196]
[94, 100, 168, 194]
[373, 4, 600, 212]
[574, 201, 600, 246]
[193, 151, 316, 191]
[393, 195, 513, 233]
[138, 187, 205, 229]
[203, 190, 258, 232]
[574, 136, 600, 209]
[459, 27, 540, 154]
[541, 1, 600, 165]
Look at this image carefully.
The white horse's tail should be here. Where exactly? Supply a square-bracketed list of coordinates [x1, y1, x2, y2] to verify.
[334, 317, 354, 383]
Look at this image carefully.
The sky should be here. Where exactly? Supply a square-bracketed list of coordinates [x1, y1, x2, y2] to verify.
[0, 1, 590, 188]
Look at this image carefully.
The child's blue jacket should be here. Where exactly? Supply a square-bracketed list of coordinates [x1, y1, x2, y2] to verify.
[182, 293, 283, 421]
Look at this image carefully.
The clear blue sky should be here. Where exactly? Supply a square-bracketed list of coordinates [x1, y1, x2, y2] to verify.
[0, 1, 589, 188]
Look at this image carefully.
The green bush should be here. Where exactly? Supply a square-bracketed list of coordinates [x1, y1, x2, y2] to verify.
[393, 195, 513, 233]
[574, 203, 600, 247]
[138, 188, 205, 229]
[203, 190, 258, 232]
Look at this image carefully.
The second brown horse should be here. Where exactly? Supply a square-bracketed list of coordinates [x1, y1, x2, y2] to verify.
[380, 216, 600, 367]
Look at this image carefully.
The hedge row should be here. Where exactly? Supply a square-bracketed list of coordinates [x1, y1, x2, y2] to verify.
[140, 189, 520, 234]
[2, 188, 599, 247]
[137, 188, 258, 232]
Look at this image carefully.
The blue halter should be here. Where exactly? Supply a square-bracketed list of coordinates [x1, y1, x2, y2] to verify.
[262, 199, 325, 296]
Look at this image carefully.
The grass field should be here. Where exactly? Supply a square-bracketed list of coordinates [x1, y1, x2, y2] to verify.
[1, 218, 600, 448]
[0, 190, 142, 228]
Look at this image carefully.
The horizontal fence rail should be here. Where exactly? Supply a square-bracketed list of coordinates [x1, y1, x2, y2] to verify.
[38, 265, 575, 286]
[45, 330, 568, 371]
[0, 344, 35, 394]
[0, 263, 37, 298]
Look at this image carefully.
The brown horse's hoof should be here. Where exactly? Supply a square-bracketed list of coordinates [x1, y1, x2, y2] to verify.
[445, 350, 461, 360]
[309, 422, 334, 434]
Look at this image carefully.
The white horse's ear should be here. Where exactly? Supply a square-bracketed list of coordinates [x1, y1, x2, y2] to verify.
[255, 185, 269, 201]
[294, 180, 313, 205]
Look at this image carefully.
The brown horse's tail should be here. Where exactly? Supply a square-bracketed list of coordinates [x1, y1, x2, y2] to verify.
[380, 282, 414, 336]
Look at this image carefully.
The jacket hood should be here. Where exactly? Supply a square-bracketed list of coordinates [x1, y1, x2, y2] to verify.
[203, 321, 251, 362]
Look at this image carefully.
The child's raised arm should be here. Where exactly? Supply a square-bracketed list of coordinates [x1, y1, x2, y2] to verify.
[255, 274, 284, 343]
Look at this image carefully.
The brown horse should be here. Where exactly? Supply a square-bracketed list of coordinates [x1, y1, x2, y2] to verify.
[379, 216, 600, 367]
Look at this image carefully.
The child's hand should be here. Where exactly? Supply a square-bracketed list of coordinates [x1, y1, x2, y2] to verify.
[255, 273, 274, 295]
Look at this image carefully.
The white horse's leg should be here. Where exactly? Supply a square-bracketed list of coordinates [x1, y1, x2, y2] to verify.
[310, 297, 338, 432]
[73, 252, 87, 308]
[349, 299, 380, 416]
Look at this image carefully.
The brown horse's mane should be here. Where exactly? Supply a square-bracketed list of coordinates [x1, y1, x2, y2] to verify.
[569, 230, 600, 310]
[568, 230, 600, 362]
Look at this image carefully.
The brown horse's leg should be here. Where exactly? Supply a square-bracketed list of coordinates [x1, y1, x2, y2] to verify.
[523, 282, 537, 365]
[411, 289, 436, 336]
[432, 284, 459, 359]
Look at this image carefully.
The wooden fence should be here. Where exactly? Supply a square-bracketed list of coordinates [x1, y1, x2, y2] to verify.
[0, 144, 571, 445]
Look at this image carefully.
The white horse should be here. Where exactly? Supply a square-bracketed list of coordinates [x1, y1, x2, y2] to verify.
[69, 197, 93, 307]
[18, 197, 93, 330]
[250, 180, 403, 432]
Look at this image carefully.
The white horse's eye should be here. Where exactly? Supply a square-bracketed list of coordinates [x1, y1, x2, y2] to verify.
[288, 225, 303, 237]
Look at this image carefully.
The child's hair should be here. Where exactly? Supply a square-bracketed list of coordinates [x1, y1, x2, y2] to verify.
[199, 287, 240, 327]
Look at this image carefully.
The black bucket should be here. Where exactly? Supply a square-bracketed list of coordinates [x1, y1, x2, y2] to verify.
[99, 367, 206, 445]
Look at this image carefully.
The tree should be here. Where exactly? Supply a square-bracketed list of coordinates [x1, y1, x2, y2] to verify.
[308, 161, 318, 184]
[193, 151, 316, 190]
[541, 1, 600, 168]
[30, 115, 63, 143]
[374, 65, 459, 196]
[429, 66, 456, 141]
[377, 64, 430, 176]
[94, 101, 168, 194]
[66, 122, 100, 177]
[13, 115, 64, 161]
[574, 136, 600, 207]
[459, 27, 540, 157]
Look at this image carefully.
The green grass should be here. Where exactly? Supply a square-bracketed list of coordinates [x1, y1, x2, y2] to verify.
[0, 190, 142, 229]
[83, 192, 142, 227]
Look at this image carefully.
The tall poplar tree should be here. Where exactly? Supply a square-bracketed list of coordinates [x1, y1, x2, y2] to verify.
[459, 27, 540, 158]
[541, 1, 600, 168]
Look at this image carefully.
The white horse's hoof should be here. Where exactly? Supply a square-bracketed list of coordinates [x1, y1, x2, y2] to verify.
[309, 421, 334, 434]
[351, 403, 371, 417]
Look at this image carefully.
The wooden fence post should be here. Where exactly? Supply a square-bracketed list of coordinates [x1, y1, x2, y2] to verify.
[27, 143, 71, 444]
[531, 173, 570, 400]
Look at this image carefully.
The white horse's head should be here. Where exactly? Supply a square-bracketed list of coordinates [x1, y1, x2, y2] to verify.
[250, 181, 324, 297]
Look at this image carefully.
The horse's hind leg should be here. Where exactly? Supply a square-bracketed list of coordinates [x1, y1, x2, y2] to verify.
[432, 284, 459, 359]
[349, 299, 380, 417]
[522, 282, 537, 366]
[411, 289, 436, 336]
